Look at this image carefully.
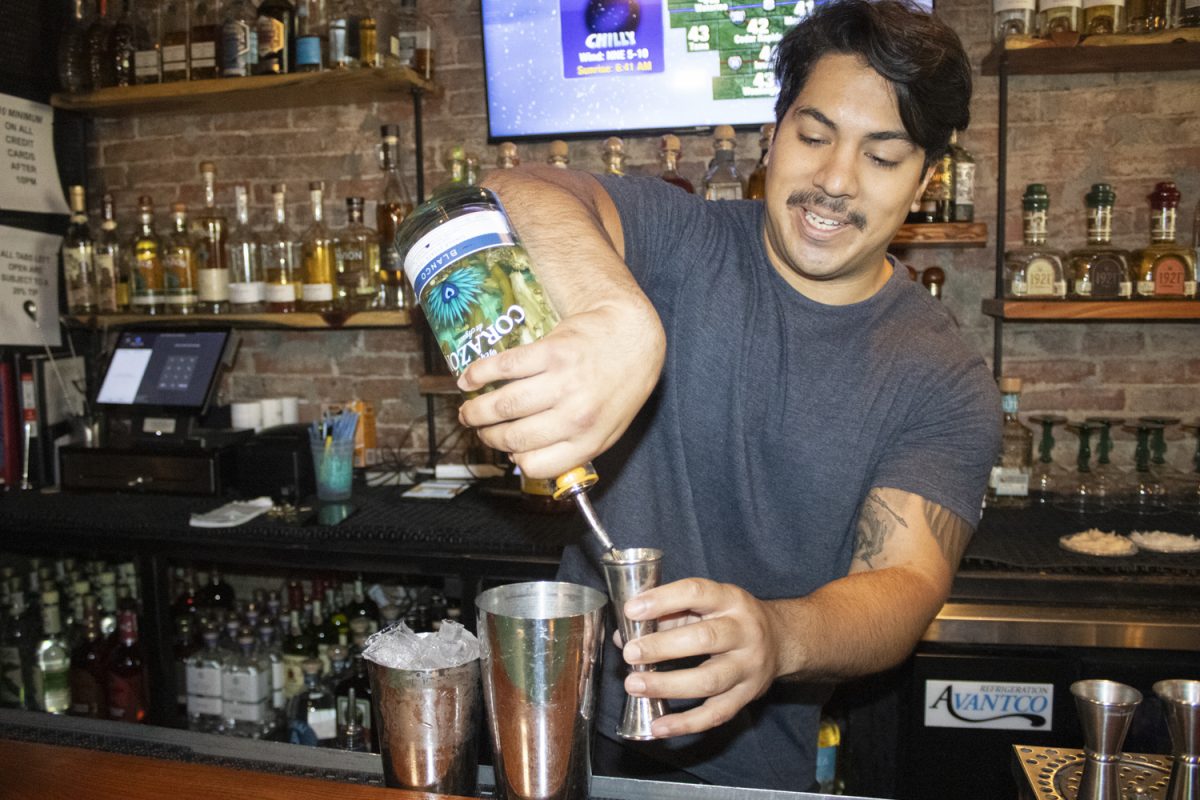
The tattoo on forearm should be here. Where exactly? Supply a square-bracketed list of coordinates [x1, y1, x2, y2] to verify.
[921, 501, 973, 568]
[853, 492, 907, 568]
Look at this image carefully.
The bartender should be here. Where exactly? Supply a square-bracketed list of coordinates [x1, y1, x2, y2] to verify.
[457, 0, 1001, 791]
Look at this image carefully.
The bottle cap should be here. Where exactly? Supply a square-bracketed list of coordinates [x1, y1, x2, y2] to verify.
[1148, 181, 1180, 210]
[603, 136, 624, 153]
[137, 195, 153, 209]
[714, 124, 735, 141]
[199, 161, 216, 176]
[1022, 184, 1049, 212]
[309, 180, 325, 192]
[380, 124, 400, 142]
[998, 376, 1022, 393]
[41, 589, 59, 604]
[1085, 183, 1115, 208]
[548, 140, 569, 159]
[69, 185, 85, 209]
[301, 657, 323, 675]
[172, 202, 187, 214]
[552, 465, 599, 500]
[271, 183, 286, 195]
[660, 133, 681, 152]
[498, 141, 518, 160]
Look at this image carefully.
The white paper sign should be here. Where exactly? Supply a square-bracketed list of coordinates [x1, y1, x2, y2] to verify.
[924, 679, 1053, 731]
[0, 225, 62, 347]
[0, 95, 69, 216]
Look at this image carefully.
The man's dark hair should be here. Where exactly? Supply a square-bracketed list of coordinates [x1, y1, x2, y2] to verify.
[773, 0, 972, 169]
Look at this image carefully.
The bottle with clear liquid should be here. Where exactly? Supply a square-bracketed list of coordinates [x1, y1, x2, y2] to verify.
[1037, 0, 1082, 35]
[189, 0, 219, 79]
[987, 377, 1034, 508]
[994, 0, 1037, 38]
[264, 184, 301, 312]
[602, 136, 626, 177]
[223, 635, 271, 737]
[301, 181, 336, 312]
[131, 196, 165, 313]
[33, 590, 71, 714]
[1131, 182, 1196, 299]
[228, 185, 264, 311]
[659, 134, 694, 194]
[194, 162, 230, 313]
[546, 140, 570, 169]
[496, 141, 520, 170]
[1004, 184, 1066, 299]
[434, 146, 469, 195]
[256, 0, 294, 74]
[57, 0, 91, 93]
[63, 185, 98, 315]
[334, 197, 379, 311]
[94, 192, 123, 312]
[256, 625, 286, 731]
[327, 0, 356, 68]
[703, 125, 745, 201]
[186, 629, 225, 732]
[287, 657, 337, 746]
[165, 203, 199, 314]
[745, 124, 773, 200]
[376, 124, 415, 310]
[220, 0, 259, 77]
[1067, 183, 1130, 299]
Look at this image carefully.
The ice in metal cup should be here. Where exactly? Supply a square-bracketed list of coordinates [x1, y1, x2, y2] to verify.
[1154, 679, 1200, 800]
[601, 547, 668, 740]
[366, 649, 481, 795]
[477, 581, 606, 800]
[1071, 679, 1143, 800]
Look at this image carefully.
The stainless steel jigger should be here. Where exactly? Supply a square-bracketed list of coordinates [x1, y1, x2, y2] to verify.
[1154, 679, 1200, 800]
[1071, 679, 1143, 800]
[601, 547, 668, 740]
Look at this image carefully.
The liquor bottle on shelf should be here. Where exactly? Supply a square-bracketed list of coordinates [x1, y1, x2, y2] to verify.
[228, 185, 264, 311]
[465, 152, 481, 187]
[333, 650, 373, 752]
[186, 629, 225, 732]
[295, 0, 326, 72]
[34, 590, 71, 714]
[602, 136, 626, 177]
[496, 141, 520, 170]
[327, 0, 356, 68]
[547, 140, 570, 169]
[160, 0, 190, 82]
[309, 598, 335, 674]
[165, 203, 199, 314]
[287, 658, 337, 746]
[223, 634, 270, 737]
[1132, 182, 1196, 299]
[1182, 0, 1200, 26]
[95, 192, 123, 312]
[256, 625, 285, 730]
[132, 0, 160, 84]
[63, 185, 98, 315]
[196, 568, 235, 616]
[1, 594, 32, 710]
[1037, 0, 1082, 35]
[172, 616, 196, 716]
[746, 123, 773, 200]
[131, 195, 165, 313]
[109, 0, 141, 87]
[659, 134, 695, 194]
[57, 0, 92, 93]
[301, 181, 336, 312]
[986, 376, 1033, 508]
[1067, 183, 1130, 300]
[220, 0, 259, 77]
[390, 0, 433, 79]
[1083, 0, 1126, 33]
[282, 609, 315, 699]
[919, 146, 953, 223]
[325, 587, 349, 637]
[994, 0, 1037, 38]
[435, 146, 469, 195]
[703, 125, 745, 201]
[1127, 0, 1170, 31]
[195, 162, 230, 313]
[96, 571, 118, 638]
[189, 0, 220, 79]
[356, 0, 378, 67]
[86, 0, 116, 89]
[949, 132, 975, 223]
[106, 607, 147, 723]
[68, 596, 108, 718]
[256, 0, 294, 74]
[264, 184, 301, 312]
[334, 197, 379, 311]
[346, 575, 379, 634]
[376, 125, 415, 310]
[1004, 184, 1067, 299]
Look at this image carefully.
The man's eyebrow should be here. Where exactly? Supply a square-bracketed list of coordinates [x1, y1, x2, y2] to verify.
[793, 105, 916, 146]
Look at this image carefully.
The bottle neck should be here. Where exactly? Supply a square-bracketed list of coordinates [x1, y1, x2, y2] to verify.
[235, 192, 250, 226]
[203, 175, 216, 211]
[138, 213, 155, 234]
[1022, 209, 1047, 246]
[173, 214, 188, 232]
[1085, 205, 1113, 245]
[1149, 206, 1177, 243]
[310, 190, 324, 223]
[662, 151, 679, 173]
[273, 195, 287, 225]
[1001, 391, 1020, 419]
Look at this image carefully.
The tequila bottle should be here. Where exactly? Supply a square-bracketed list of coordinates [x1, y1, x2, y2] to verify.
[1037, 0, 1082, 35]
[986, 377, 1033, 508]
[496, 141, 520, 169]
[602, 136, 626, 177]
[220, 0, 259, 77]
[159, 0, 189, 82]
[255, 0, 294, 74]
[994, 0, 1036, 37]
[189, 0, 219, 79]
[228, 184, 265, 311]
[263, 184, 300, 312]
[131, 196, 165, 313]
[95, 192, 123, 312]
[327, 0, 354, 68]
[310, 598, 335, 674]
[546, 140, 570, 169]
[389, 0, 433, 79]
[1083, 0, 1126, 32]
[746, 123, 773, 200]
[376, 124, 415, 310]
[703, 125, 744, 201]
[295, 0, 326, 72]
[63, 185, 98, 315]
[186, 629, 225, 732]
[223, 635, 270, 737]
[106, 608, 148, 723]
[132, 0, 160, 84]
[334, 197, 379, 311]
[301, 181, 336, 311]
[1132, 182, 1196, 299]
[172, 616, 196, 715]
[34, 590, 71, 714]
[346, 575, 379, 634]
[194, 162, 230, 313]
[287, 658, 337, 746]
[920, 144, 954, 223]
[1128, 0, 1171, 31]
[465, 152, 481, 187]
[950, 132, 975, 223]
[1004, 184, 1066, 299]
[659, 134, 695, 194]
[165, 203, 198, 314]
[257, 624, 286, 731]
[1068, 183, 1130, 299]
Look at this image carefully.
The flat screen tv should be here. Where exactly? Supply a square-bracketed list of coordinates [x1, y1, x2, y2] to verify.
[95, 329, 237, 414]
[481, 0, 933, 142]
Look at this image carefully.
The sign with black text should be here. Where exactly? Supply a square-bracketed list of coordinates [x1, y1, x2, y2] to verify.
[0, 94, 69, 215]
[0, 225, 62, 347]
[924, 679, 1054, 731]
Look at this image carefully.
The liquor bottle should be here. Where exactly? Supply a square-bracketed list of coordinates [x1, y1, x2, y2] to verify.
[1182, 0, 1200, 26]
[659, 134, 695, 194]
[355, 0, 378, 67]
[333, 651, 373, 751]
[86, 0, 117, 89]
[172, 616, 196, 716]
[160, 0, 189, 81]
[309, 598, 336, 674]
[301, 181, 336, 311]
[189, 0, 220, 79]
[68, 596, 108, 717]
[601, 137, 626, 177]
[94, 192, 123, 312]
[220, 0, 259, 77]
[376, 124, 415, 310]
[986, 376, 1033, 508]
[1038, 0, 1082, 35]
[109, 0, 142, 87]
[106, 608, 148, 723]
[920, 146, 954, 223]
[0, 594, 32, 710]
[327, 0, 356, 68]
[295, 0, 326, 72]
[1067, 183, 1131, 299]
[346, 575, 379, 634]
[256, 0, 294, 74]
[1004, 184, 1067, 299]
[745, 123, 773, 200]
[196, 568, 235, 616]
[994, 0, 1037, 38]
[1128, 0, 1170, 30]
[282, 609, 315, 699]
[34, 590, 71, 714]
[132, 0, 160, 84]
[1083, 0, 1126, 32]
[223, 634, 270, 737]
[57, 0, 92, 93]
[195, 162, 230, 313]
[264, 184, 301, 312]
[703, 125, 745, 201]
[95, 571, 118, 638]
[465, 153, 481, 187]
[287, 658, 337, 746]
[334, 197, 379, 311]
[325, 588, 349, 637]
[132, 195, 165, 313]
[496, 141, 520, 170]
[186, 629, 225, 732]
[390, 0, 433, 79]
[1132, 182, 1196, 299]
[256, 625, 286, 730]
[165, 203, 199, 314]
[63, 185, 98, 315]
[228, 185, 265, 311]
[547, 140, 570, 169]
[949, 132, 975, 223]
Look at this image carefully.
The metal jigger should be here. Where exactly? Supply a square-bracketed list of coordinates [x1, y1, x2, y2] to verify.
[1071, 679, 1143, 800]
[1154, 679, 1200, 800]
[601, 547, 668, 740]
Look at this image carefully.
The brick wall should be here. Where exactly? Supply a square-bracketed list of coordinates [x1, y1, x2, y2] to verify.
[86, 0, 1200, 471]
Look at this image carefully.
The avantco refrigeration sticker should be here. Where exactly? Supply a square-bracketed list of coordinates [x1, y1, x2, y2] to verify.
[924, 680, 1053, 731]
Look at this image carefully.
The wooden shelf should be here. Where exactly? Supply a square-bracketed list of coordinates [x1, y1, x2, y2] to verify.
[982, 299, 1200, 320]
[50, 66, 440, 116]
[418, 374, 460, 396]
[68, 309, 411, 329]
[891, 222, 988, 248]
[981, 35, 1200, 76]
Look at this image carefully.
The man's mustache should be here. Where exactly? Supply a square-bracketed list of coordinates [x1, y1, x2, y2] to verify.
[787, 190, 867, 231]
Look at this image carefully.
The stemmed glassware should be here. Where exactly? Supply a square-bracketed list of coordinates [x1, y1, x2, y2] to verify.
[1029, 414, 1069, 505]
[1172, 422, 1200, 514]
[1056, 420, 1115, 515]
[1086, 416, 1127, 495]
[1119, 421, 1170, 515]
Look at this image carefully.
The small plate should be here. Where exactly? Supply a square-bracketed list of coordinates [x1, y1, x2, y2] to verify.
[1059, 530, 1138, 557]
[1129, 531, 1200, 554]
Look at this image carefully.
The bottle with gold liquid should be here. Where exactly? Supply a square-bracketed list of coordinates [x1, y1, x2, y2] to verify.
[194, 162, 230, 314]
[546, 140, 570, 169]
[301, 181, 335, 312]
[746, 123, 773, 200]
[131, 196, 165, 314]
[165, 203, 199, 314]
[1067, 183, 1130, 299]
[63, 185, 97, 315]
[1004, 184, 1067, 299]
[702, 125, 744, 201]
[495, 141, 520, 170]
[602, 137, 626, 177]
[1037, 0, 1082, 35]
[1132, 182, 1197, 300]
[658, 134, 694, 194]
[264, 184, 300, 313]
[1082, 0, 1125, 33]
[376, 125, 415, 310]
[333, 197, 379, 311]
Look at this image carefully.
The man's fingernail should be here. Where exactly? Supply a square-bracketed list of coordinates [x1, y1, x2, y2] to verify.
[624, 643, 641, 662]
[651, 721, 671, 738]
[626, 599, 646, 616]
[626, 675, 646, 694]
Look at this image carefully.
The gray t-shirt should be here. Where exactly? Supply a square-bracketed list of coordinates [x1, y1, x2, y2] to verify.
[558, 174, 1001, 790]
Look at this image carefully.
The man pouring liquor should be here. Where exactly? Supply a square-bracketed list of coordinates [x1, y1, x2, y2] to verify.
[455, 0, 1001, 790]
